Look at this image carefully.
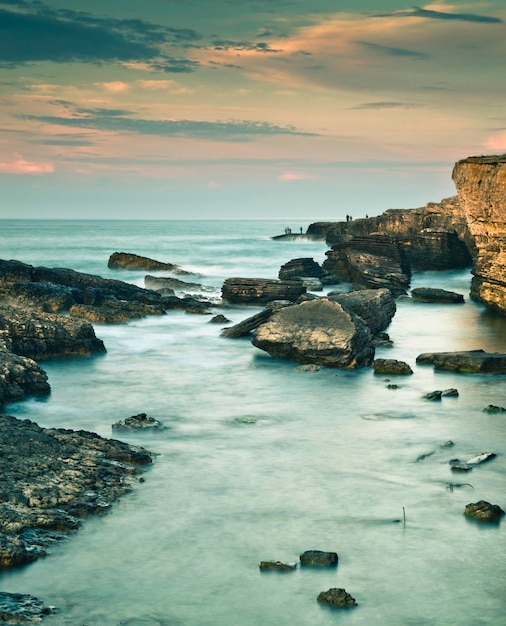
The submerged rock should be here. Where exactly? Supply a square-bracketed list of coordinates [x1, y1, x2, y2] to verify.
[112, 413, 165, 432]
[483, 404, 506, 413]
[108, 251, 194, 275]
[317, 588, 357, 608]
[300, 550, 338, 567]
[464, 500, 505, 523]
[411, 287, 464, 303]
[259, 560, 297, 572]
[144, 274, 205, 293]
[252, 299, 375, 368]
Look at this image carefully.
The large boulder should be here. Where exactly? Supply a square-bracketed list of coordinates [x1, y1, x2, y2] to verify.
[222, 278, 306, 305]
[328, 288, 396, 335]
[416, 349, 506, 373]
[252, 299, 375, 368]
[278, 257, 324, 281]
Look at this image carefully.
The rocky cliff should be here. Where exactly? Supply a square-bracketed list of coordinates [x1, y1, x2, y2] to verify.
[452, 154, 506, 314]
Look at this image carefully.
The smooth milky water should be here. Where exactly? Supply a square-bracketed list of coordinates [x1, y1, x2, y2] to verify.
[0, 219, 505, 625]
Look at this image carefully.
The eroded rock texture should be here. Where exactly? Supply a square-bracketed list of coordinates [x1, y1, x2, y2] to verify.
[452, 154, 506, 314]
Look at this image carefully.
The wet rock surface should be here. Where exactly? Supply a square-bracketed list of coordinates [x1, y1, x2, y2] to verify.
[0, 592, 55, 624]
[464, 500, 505, 523]
[411, 287, 464, 303]
[0, 413, 152, 568]
[299, 550, 338, 567]
[0, 337, 50, 406]
[112, 412, 165, 432]
[328, 288, 396, 335]
[259, 560, 297, 572]
[222, 277, 306, 305]
[108, 251, 194, 275]
[252, 299, 375, 368]
[317, 588, 357, 608]
[416, 349, 506, 373]
[373, 359, 413, 375]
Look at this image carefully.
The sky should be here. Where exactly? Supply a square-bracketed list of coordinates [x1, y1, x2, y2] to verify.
[0, 0, 505, 219]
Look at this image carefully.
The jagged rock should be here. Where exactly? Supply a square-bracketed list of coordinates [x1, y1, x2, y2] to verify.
[452, 154, 506, 314]
[328, 288, 396, 335]
[411, 288, 464, 303]
[252, 299, 374, 368]
[0, 304, 105, 360]
[483, 404, 506, 413]
[112, 413, 165, 432]
[144, 275, 204, 293]
[0, 339, 50, 405]
[317, 588, 357, 608]
[464, 500, 505, 523]
[278, 258, 324, 281]
[0, 414, 152, 568]
[259, 561, 297, 572]
[401, 230, 472, 271]
[416, 349, 506, 373]
[0, 592, 55, 623]
[222, 277, 306, 305]
[373, 359, 413, 375]
[108, 252, 193, 275]
[300, 550, 338, 567]
[221, 302, 292, 338]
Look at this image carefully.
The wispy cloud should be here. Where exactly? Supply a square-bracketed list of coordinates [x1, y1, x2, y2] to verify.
[357, 41, 430, 59]
[375, 6, 503, 24]
[352, 101, 423, 110]
[0, 153, 54, 174]
[18, 108, 317, 142]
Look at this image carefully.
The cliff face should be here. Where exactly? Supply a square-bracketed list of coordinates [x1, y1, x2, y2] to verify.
[452, 154, 506, 314]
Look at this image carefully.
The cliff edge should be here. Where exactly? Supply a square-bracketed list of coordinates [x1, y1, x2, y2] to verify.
[452, 154, 506, 314]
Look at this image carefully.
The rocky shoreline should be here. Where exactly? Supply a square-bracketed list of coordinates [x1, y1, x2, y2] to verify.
[0, 153, 505, 622]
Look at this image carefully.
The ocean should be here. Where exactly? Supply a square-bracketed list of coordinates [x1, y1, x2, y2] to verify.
[1, 219, 505, 625]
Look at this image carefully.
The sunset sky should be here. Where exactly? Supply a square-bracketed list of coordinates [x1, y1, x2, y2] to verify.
[1, 0, 505, 219]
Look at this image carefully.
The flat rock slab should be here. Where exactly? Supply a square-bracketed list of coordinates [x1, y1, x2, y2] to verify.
[259, 560, 297, 572]
[411, 287, 464, 303]
[222, 277, 306, 304]
[108, 252, 194, 275]
[416, 349, 506, 373]
[0, 414, 152, 568]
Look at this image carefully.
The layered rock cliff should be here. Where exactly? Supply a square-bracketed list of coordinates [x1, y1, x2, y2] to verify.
[452, 154, 506, 314]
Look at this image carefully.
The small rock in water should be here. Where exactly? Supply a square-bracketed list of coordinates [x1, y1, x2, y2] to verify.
[317, 588, 357, 608]
[112, 413, 165, 432]
[416, 451, 435, 462]
[373, 358, 413, 375]
[0, 592, 56, 623]
[483, 404, 506, 413]
[387, 384, 400, 389]
[464, 500, 505, 523]
[440, 440, 455, 448]
[209, 314, 230, 324]
[466, 452, 496, 465]
[300, 550, 338, 567]
[259, 560, 297, 572]
[424, 390, 443, 401]
[441, 388, 459, 397]
[233, 417, 257, 425]
[296, 363, 322, 373]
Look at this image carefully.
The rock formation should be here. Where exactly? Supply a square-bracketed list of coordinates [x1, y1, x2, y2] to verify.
[278, 257, 324, 281]
[108, 251, 194, 275]
[452, 154, 506, 314]
[0, 336, 50, 406]
[411, 288, 464, 303]
[0, 413, 152, 568]
[327, 288, 396, 335]
[252, 299, 375, 368]
[222, 277, 306, 305]
[416, 349, 506, 373]
[317, 588, 357, 608]
[464, 500, 505, 523]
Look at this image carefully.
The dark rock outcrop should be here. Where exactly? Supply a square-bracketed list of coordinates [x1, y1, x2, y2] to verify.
[0, 304, 105, 360]
[278, 257, 324, 281]
[452, 154, 506, 314]
[373, 359, 413, 375]
[108, 251, 193, 275]
[328, 288, 396, 335]
[416, 349, 506, 373]
[317, 588, 357, 608]
[259, 560, 297, 572]
[0, 337, 50, 405]
[411, 288, 464, 303]
[0, 413, 152, 568]
[252, 299, 374, 368]
[0, 592, 55, 624]
[222, 278, 306, 305]
[464, 500, 505, 523]
[300, 550, 338, 567]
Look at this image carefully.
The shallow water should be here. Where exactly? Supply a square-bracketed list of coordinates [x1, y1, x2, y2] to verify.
[1, 220, 505, 625]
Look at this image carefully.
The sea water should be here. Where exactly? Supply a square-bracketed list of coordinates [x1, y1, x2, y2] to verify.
[0, 219, 505, 626]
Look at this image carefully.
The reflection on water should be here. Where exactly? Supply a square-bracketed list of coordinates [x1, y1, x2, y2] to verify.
[0, 221, 505, 625]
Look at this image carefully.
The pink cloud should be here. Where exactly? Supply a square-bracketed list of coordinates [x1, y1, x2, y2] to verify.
[278, 171, 313, 182]
[0, 155, 54, 175]
[486, 131, 506, 151]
